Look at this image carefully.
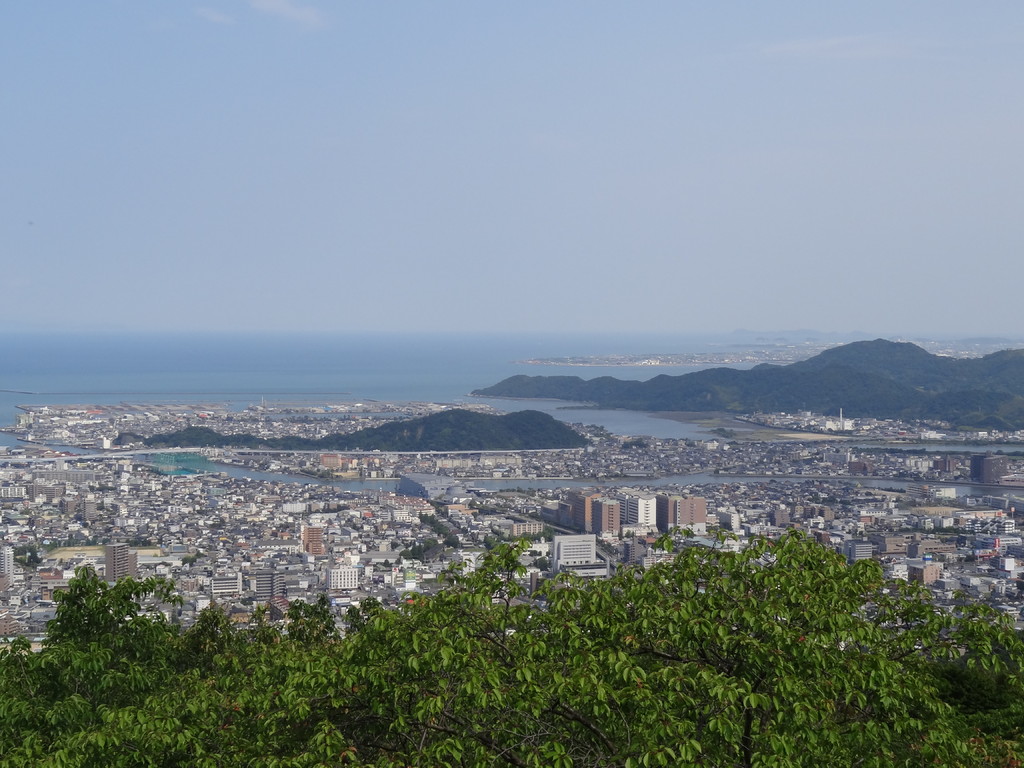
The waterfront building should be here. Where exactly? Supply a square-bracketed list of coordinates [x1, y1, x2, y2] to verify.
[398, 473, 454, 499]
[971, 454, 1009, 484]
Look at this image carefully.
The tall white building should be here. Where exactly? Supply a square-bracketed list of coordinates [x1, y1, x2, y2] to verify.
[0, 545, 14, 578]
[616, 491, 657, 527]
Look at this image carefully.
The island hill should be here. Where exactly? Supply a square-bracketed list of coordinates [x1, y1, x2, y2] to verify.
[118, 408, 587, 452]
[473, 339, 1024, 431]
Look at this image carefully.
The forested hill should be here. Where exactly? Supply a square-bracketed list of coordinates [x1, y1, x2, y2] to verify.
[129, 409, 587, 451]
[472, 339, 1024, 430]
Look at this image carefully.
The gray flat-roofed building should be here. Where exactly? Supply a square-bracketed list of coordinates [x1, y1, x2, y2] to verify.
[844, 540, 874, 565]
[398, 473, 453, 499]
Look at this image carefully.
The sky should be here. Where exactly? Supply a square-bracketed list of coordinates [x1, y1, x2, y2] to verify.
[3, 2, 1023, 337]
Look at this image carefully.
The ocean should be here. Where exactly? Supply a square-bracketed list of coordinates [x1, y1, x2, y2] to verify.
[0, 332, 742, 442]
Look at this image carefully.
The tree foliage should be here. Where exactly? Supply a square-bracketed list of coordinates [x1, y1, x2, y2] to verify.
[1, 535, 1023, 766]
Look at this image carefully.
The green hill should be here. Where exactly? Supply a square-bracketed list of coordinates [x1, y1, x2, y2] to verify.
[134, 409, 587, 451]
[472, 339, 1024, 429]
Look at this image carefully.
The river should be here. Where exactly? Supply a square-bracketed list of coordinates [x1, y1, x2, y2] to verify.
[197, 461, 1024, 503]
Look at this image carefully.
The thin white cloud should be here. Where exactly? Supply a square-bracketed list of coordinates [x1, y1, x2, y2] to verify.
[247, 0, 323, 27]
[762, 35, 919, 61]
[196, 7, 235, 25]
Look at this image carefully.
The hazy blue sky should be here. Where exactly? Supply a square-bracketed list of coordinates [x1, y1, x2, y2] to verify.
[3, 2, 1022, 336]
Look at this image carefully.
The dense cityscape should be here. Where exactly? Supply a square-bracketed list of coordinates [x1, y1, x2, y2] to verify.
[5, 397, 1024, 640]
[8, 3, 1024, 762]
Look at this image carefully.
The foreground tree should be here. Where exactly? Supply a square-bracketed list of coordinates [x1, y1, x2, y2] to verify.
[338, 534, 1024, 767]
[0, 533, 1021, 767]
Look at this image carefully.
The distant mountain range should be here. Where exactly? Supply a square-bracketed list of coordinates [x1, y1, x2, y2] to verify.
[472, 339, 1024, 431]
[122, 409, 587, 452]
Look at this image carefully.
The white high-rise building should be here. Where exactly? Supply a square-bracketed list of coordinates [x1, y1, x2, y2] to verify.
[0, 545, 14, 578]
[616, 491, 657, 527]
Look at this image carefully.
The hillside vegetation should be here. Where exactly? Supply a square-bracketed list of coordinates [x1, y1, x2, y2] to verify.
[0, 534, 1021, 766]
[473, 340, 1024, 430]
[123, 409, 588, 452]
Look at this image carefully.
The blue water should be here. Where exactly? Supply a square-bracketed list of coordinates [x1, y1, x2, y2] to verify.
[184, 462, 1024, 505]
[0, 332, 739, 439]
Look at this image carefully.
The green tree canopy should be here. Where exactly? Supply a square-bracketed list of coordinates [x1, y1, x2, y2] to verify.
[1, 534, 1021, 767]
